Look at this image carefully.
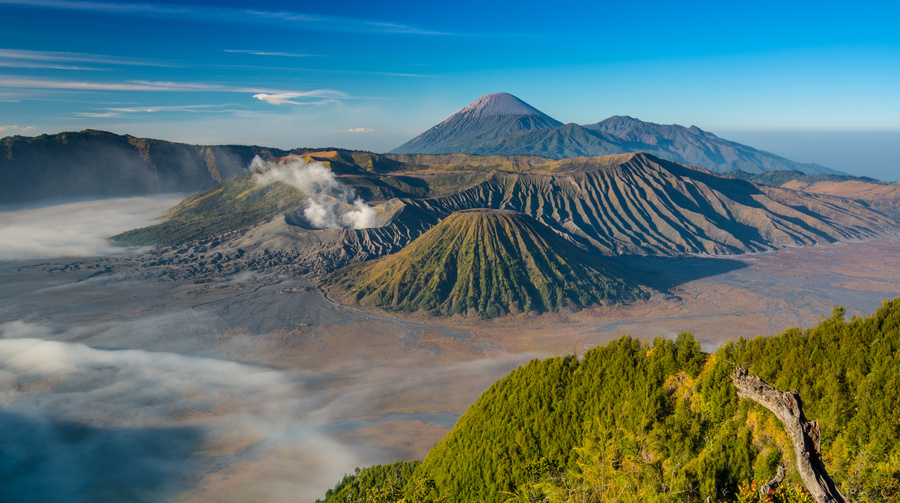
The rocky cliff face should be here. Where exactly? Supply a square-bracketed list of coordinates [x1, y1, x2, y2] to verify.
[0, 130, 288, 203]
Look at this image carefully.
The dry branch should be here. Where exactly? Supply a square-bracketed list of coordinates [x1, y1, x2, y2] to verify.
[730, 367, 846, 503]
[760, 465, 785, 496]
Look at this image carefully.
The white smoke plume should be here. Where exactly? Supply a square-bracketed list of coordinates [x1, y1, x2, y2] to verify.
[251, 156, 381, 229]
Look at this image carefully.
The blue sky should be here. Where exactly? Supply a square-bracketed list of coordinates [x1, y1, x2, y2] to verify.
[1, 0, 898, 178]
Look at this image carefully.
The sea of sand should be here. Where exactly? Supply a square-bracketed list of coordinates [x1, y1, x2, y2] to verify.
[2, 223, 899, 501]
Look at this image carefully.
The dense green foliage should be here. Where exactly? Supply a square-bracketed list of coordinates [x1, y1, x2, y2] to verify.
[323, 210, 647, 317]
[111, 172, 305, 246]
[320, 299, 900, 502]
[419, 334, 710, 501]
[316, 462, 424, 503]
[721, 304, 900, 501]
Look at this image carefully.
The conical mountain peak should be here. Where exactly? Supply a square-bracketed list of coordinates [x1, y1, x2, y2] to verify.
[455, 93, 554, 120]
[390, 93, 562, 155]
[323, 209, 645, 317]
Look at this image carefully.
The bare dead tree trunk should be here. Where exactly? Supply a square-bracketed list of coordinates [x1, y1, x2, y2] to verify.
[730, 367, 846, 503]
[760, 465, 785, 496]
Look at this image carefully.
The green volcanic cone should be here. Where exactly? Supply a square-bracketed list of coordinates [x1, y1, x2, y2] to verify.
[323, 209, 647, 317]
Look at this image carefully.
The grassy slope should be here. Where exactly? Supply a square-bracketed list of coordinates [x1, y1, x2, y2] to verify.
[320, 299, 900, 503]
[112, 172, 305, 246]
[322, 209, 647, 317]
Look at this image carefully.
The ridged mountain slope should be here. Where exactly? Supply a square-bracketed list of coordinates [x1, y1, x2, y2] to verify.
[451, 122, 628, 159]
[391, 93, 563, 155]
[585, 116, 837, 174]
[780, 179, 900, 220]
[116, 153, 897, 279]
[322, 209, 646, 317]
[395, 153, 896, 256]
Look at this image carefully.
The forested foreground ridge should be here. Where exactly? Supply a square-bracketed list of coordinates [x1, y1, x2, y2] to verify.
[319, 299, 900, 503]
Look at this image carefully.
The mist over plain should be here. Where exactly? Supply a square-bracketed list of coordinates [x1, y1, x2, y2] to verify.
[0, 239, 532, 501]
[0, 195, 185, 260]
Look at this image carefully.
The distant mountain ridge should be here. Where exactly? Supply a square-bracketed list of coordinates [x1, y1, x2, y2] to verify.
[0, 130, 289, 203]
[391, 93, 840, 175]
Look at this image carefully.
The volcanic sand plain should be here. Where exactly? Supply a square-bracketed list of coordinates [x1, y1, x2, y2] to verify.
[2, 237, 900, 502]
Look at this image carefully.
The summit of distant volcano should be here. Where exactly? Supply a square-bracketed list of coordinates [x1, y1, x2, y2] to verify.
[390, 93, 563, 155]
[452, 92, 558, 121]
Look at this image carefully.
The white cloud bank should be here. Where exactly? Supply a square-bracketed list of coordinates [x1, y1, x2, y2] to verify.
[0, 195, 184, 260]
[0, 320, 361, 502]
[252, 157, 381, 229]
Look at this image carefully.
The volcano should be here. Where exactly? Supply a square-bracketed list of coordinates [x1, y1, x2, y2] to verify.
[322, 209, 647, 317]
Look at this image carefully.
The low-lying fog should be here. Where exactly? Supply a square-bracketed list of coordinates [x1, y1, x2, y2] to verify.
[0, 195, 185, 260]
[0, 290, 529, 502]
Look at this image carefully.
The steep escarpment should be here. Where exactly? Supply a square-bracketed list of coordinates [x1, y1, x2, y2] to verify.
[0, 130, 286, 203]
[395, 153, 896, 255]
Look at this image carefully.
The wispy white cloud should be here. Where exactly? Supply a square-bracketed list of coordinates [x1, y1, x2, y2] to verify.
[364, 21, 451, 36]
[0, 77, 342, 101]
[0, 77, 218, 92]
[214, 64, 430, 78]
[0, 48, 176, 68]
[252, 90, 345, 106]
[112, 104, 235, 113]
[0, 61, 96, 70]
[0, 0, 194, 15]
[346, 127, 374, 133]
[73, 111, 120, 118]
[242, 9, 325, 23]
[74, 104, 237, 118]
[224, 49, 319, 58]
[0, 0, 455, 36]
